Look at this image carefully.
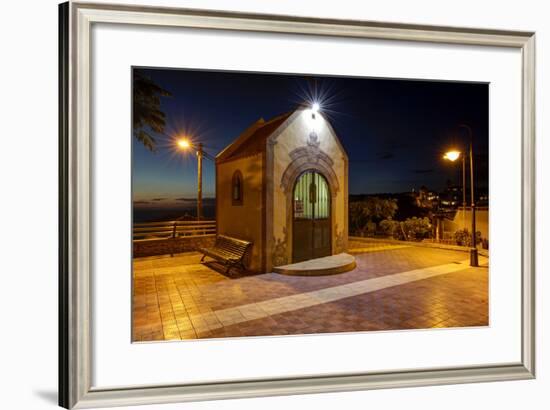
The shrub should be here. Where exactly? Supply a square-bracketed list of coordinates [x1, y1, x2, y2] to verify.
[403, 217, 432, 240]
[454, 229, 482, 247]
[366, 221, 377, 237]
[454, 229, 469, 246]
[379, 218, 401, 239]
[349, 197, 398, 236]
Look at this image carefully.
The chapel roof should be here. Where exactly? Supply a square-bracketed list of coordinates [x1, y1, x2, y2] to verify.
[216, 110, 294, 162]
[216, 106, 348, 163]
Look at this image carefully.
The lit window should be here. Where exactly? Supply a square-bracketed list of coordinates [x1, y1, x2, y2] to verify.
[232, 170, 243, 206]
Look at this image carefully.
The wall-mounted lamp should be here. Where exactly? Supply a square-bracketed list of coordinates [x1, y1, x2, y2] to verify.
[311, 102, 320, 120]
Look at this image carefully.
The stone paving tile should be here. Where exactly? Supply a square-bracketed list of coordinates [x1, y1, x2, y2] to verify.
[132, 244, 488, 342]
[137, 247, 473, 309]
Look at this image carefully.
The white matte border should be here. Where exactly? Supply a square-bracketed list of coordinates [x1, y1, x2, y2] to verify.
[91, 23, 522, 388]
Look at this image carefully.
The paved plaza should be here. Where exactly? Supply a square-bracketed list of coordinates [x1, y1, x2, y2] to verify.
[132, 239, 488, 342]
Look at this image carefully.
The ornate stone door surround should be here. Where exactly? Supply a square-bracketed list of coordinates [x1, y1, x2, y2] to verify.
[280, 144, 339, 264]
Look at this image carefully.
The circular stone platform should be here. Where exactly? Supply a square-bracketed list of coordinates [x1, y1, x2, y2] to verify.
[273, 253, 356, 276]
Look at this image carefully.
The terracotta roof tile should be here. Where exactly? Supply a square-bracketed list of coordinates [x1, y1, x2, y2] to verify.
[217, 111, 294, 161]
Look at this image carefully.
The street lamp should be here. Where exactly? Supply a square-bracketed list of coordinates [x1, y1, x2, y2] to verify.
[443, 150, 467, 212]
[177, 138, 191, 150]
[443, 124, 479, 267]
[176, 138, 213, 221]
[443, 150, 461, 162]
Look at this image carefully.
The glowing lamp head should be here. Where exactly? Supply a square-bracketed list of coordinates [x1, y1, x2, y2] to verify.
[311, 102, 320, 113]
[443, 150, 461, 162]
[177, 138, 191, 150]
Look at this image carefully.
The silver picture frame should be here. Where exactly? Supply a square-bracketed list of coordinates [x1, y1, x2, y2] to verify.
[59, 1, 536, 408]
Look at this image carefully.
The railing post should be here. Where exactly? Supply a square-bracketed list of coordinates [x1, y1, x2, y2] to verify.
[171, 221, 177, 257]
[132, 220, 216, 257]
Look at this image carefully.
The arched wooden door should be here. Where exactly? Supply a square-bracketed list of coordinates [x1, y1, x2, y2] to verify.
[292, 171, 331, 263]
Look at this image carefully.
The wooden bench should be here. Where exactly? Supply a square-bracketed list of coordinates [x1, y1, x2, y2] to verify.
[199, 235, 252, 274]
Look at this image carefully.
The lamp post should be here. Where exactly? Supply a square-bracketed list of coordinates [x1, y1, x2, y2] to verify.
[462, 124, 479, 267]
[443, 124, 479, 267]
[443, 149, 467, 227]
[196, 143, 203, 221]
[177, 138, 212, 221]
[461, 153, 466, 211]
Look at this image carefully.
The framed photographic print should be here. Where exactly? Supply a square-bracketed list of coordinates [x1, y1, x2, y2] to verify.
[59, 1, 535, 408]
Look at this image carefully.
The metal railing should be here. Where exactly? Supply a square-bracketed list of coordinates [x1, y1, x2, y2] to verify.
[133, 220, 216, 240]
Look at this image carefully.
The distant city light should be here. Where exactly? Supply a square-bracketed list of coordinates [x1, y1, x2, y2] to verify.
[443, 150, 461, 162]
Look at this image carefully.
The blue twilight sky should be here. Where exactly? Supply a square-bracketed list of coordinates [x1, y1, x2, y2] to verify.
[132, 68, 488, 205]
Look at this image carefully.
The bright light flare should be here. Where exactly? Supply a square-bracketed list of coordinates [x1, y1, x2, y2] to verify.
[290, 78, 344, 125]
[177, 138, 192, 150]
[443, 150, 461, 162]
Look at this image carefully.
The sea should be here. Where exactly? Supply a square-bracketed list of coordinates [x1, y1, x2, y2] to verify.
[133, 205, 216, 223]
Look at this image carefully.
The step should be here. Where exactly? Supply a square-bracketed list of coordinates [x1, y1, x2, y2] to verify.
[273, 253, 356, 276]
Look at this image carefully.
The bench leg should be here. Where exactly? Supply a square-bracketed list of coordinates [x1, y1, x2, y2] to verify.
[225, 264, 232, 275]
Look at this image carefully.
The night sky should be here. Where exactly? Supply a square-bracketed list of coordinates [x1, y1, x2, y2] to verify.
[133, 68, 488, 206]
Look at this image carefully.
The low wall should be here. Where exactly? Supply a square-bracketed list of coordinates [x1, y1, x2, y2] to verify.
[443, 208, 489, 240]
[133, 234, 216, 258]
[349, 236, 489, 257]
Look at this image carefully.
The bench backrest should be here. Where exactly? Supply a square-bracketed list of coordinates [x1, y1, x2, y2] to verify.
[215, 235, 252, 257]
